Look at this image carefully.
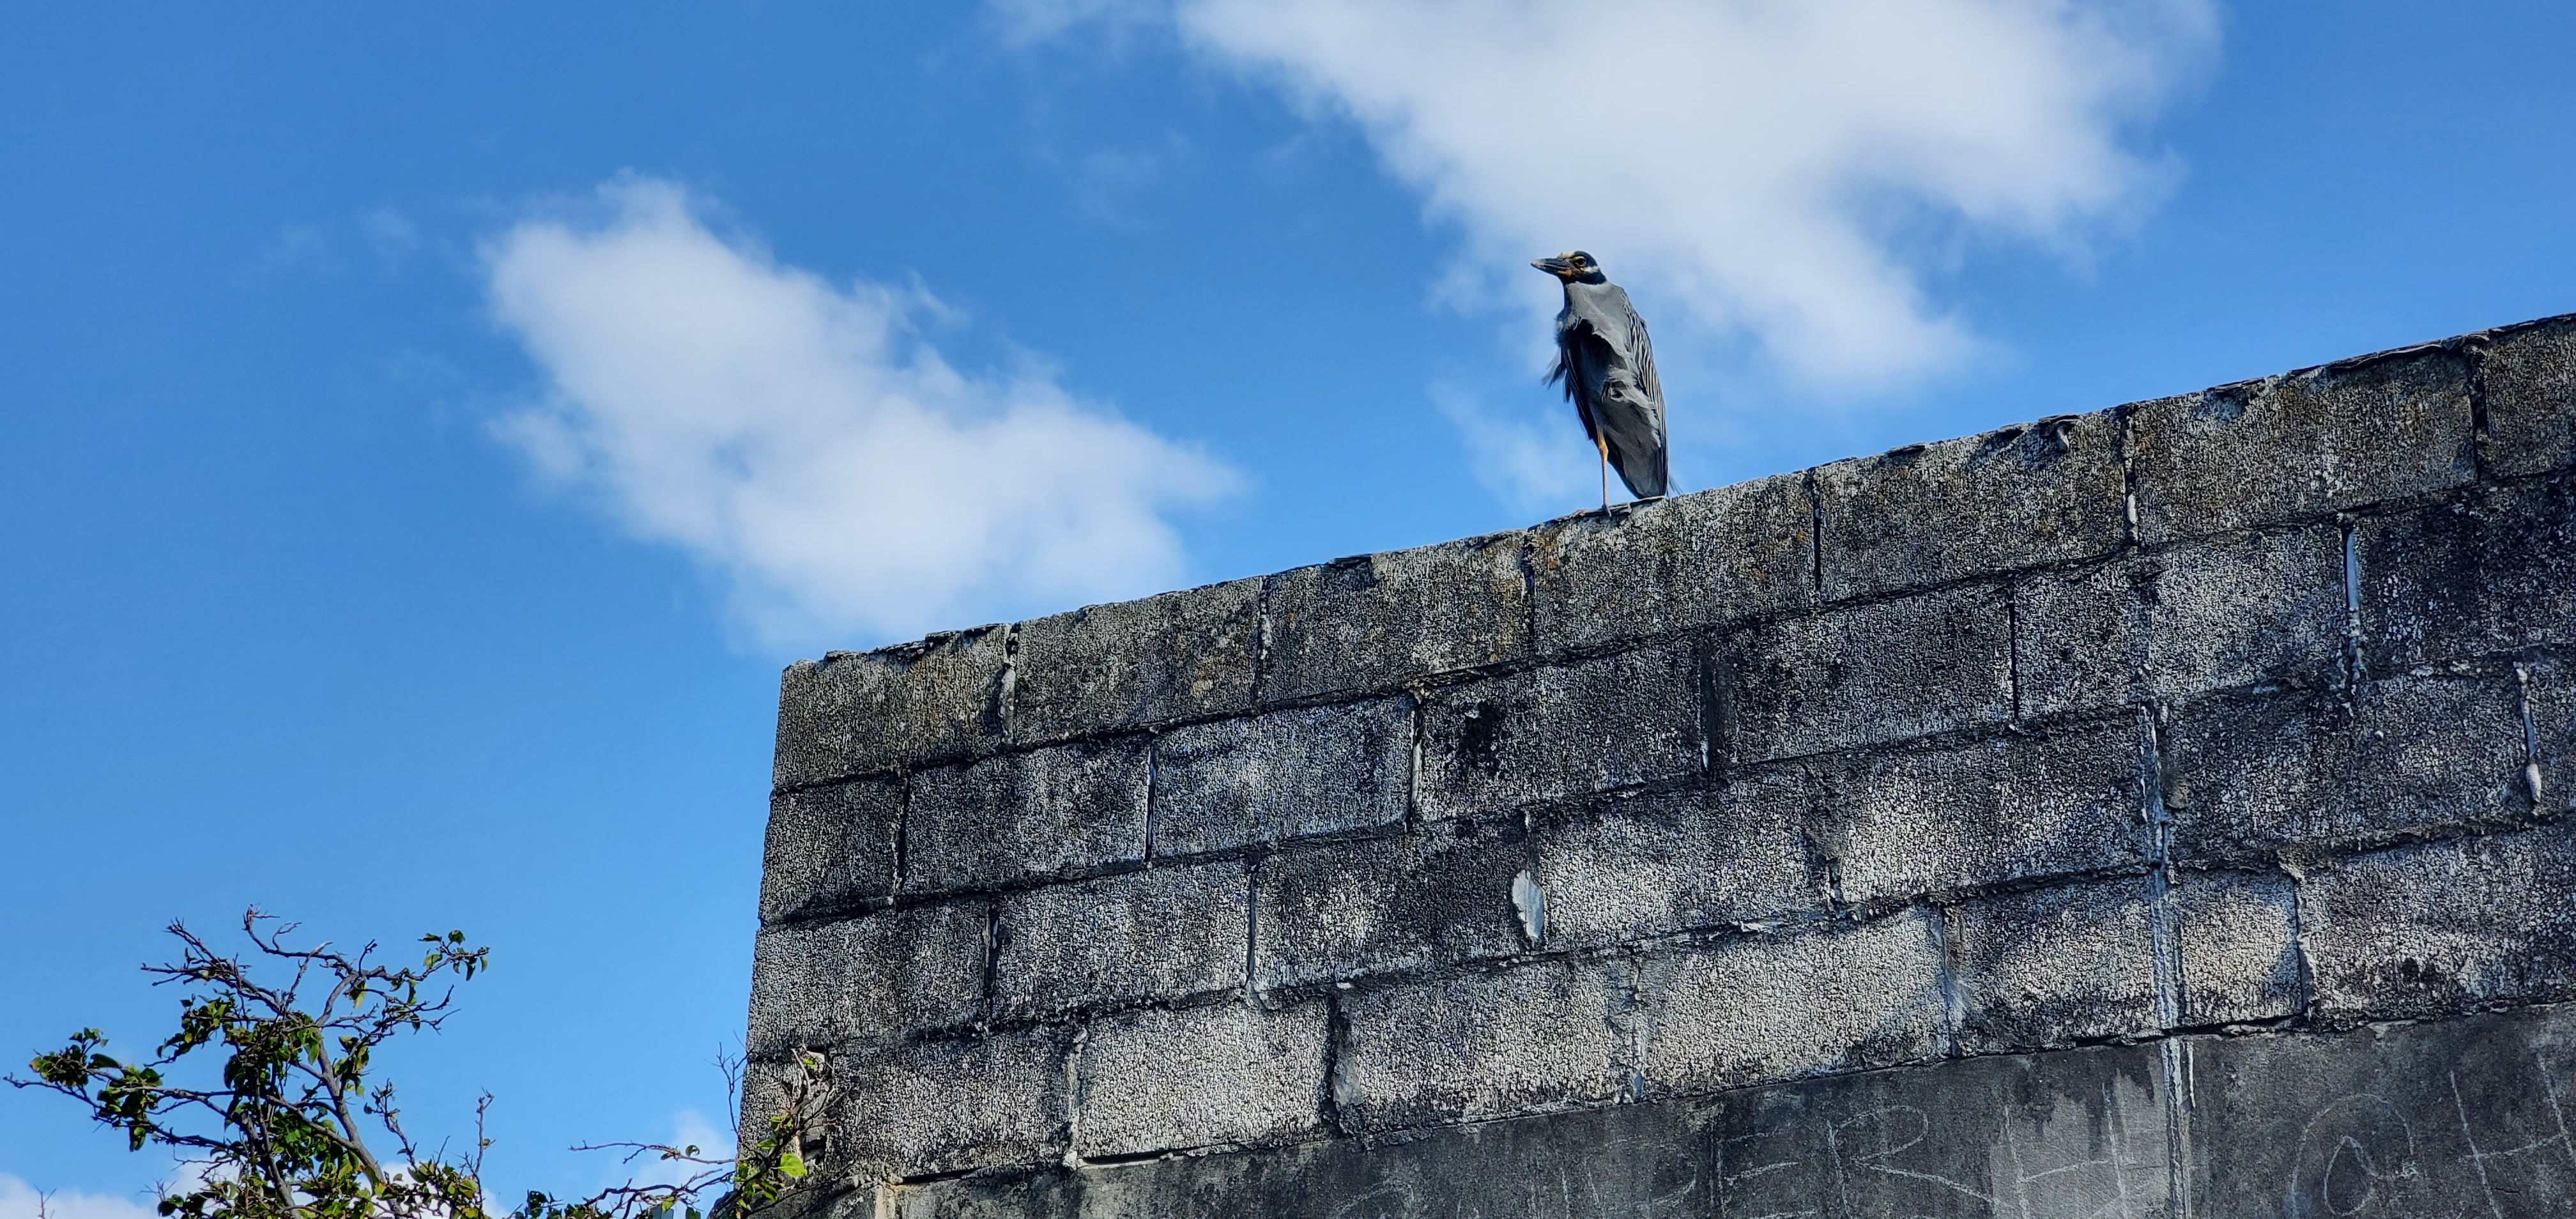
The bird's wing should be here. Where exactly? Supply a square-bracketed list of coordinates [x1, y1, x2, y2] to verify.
[1627, 303, 1662, 411]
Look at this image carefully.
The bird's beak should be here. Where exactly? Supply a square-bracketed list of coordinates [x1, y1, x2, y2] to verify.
[1531, 255, 1573, 279]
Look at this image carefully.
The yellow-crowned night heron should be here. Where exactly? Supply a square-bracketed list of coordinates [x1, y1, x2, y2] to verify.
[1534, 250, 1668, 510]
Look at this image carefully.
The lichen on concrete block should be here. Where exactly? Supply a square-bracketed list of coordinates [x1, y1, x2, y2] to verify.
[2126, 348, 2474, 545]
[747, 902, 987, 1059]
[1414, 641, 1703, 822]
[1637, 910, 1947, 1096]
[1333, 958, 1623, 1132]
[1805, 717, 2149, 907]
[1719, 583, 2014, 764]
[2013, 524, 2347, 718]
[1526, 473, 1813, 655]
[2358, 477, 2576, 671]
[1009, 577, 1262, 743]
[1816, 411, 2125, 602]
[992, 863, 1248, 1019]
[760, 776, 903, 923]
[1259, 534, 1530, 703]
[774, 627, 1010, 788]
[834, 1026, 1073, 1181]
[1252, 818, 1528, 991]
[2163, 676, 2528, 861]
[904, 737, 1150, 893]
[1952, 878, 2159, 1054]
[1073, 1000, 1328, 1158]
[2478, 314, 2576, 478]
[2297, 825, 2576, 1027]
[1530, 775, 1816, 950]
[2170, 871, 2303, 1027]
[1150, 696, 1411, 857]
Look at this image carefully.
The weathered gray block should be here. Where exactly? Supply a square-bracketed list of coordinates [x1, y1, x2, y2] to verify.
[1805, 717, 2149, 906]
[1073, 1000, 1328, 1158]
[747, 902, 986, 1059]
[1525, 473, 1812, 655]
[2163, 676, 2529, 861]
[905, 738, 1150, 893]
[2013, 525, 2347, 718]
[1252, 819, 1528, 991]
[1817, 411, 2125, 601]
[992, 864, 1248, 1018]
[775, 627, 1009, 787]
[1719, 583, 2014, 764]
[1529, 775, 1816, 950]
[2171, 871, 2303, 1027]
[1414, 642, 1702, 821]
[2299, 826, 2576, 1027]
[1258, 534, 1529, 703]
[1638, 910, 1947, 1096]
[760, 777, 903, 923]
[2359, 477, 2576, 671]
[1010, 578, 1261, 742]
[2527, 659, 2575, 815]
[2126, 348, 2476, 545]
[835, 1026, 1072, 1181]
[2480, 313, 2576, 477]
[1149, 697, 1411, 857]
[1952, 879, 2157, 1054]
[1333, 958, 1621, 1132]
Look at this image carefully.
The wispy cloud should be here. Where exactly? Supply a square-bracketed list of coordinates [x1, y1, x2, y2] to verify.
[482, 176, 1240, 648]
[1429, 382, 1596, 514]
[0, 1175, 163, 1219]
[1004, 0, 2217, 392]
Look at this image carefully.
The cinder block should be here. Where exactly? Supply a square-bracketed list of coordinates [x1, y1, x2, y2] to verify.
[1719, 583, 2014, 764]
[775, 627, 1011, 788]
[1638, 910, 1947, 1096]
[1526, 473, 1813, 655]
[2171, 871, 2303, 1027]
[1151, 697, 1411, 857]
[2014, 525, 2347, 719]
[760, 777, 903, 923]
[1253, 819, 1528, 991]
[1333, 958, 1623, 1132]
[2358, 477, 2576, 671]
[2298, 825, 2576, 1027]
[1953, 879, 2158, 1054]
[2126, 348, 2475, 546]
[1530, 775, 1816, 950]
[1817, 411, 2126, 602]
[747, 903, 988, 1059]
[1415, 643, 1703, 822]
[904, 738, 1151, 894]
[1009, 578, 1262, 742]
[2163, 677, 2528, 862]
[1259, 534, 1530, 703]
[1805, 718, 2148, 906]
[992, 864, 1248, 1018]
[2478, 314, 2576, 478]
[836, 1027, 1073, 1180]
[1073, 1000, 1328, 1157]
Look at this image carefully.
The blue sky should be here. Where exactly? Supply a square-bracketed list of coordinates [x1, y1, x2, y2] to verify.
[4, 0, 2573, 1208]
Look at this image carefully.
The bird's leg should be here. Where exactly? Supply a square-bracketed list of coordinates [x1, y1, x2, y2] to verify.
[1598, 431, 1611, 513]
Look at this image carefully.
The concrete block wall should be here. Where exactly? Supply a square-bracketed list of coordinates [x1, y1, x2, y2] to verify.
[747, 313, 2576, 1216]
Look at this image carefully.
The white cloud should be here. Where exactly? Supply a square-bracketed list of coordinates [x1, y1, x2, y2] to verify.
[1429, 382, 1596, 514]
[484, 177, 1240, 647]
[0, 1175, 163, 1219]
[1007, 0, 2216, 392]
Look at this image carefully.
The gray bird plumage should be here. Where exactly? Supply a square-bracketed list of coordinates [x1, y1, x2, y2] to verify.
[1533, 250, 1667, 505]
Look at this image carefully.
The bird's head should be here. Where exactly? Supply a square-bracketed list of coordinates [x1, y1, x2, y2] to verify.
[1531, 250, 1607, 284]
